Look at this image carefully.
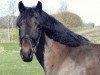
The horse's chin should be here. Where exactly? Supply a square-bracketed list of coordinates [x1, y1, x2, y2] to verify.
[22, 57, 33, 62]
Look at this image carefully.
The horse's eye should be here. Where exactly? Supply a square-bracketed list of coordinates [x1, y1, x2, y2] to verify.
[19, 22, 23, 28]
[18, 25, 21, 28]
[34, 22, 37, 25]
[35, 17, 38, 20]
[37, 25, 42, 29]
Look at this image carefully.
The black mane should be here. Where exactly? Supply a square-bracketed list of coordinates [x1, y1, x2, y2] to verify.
[41, 11, 91, 47]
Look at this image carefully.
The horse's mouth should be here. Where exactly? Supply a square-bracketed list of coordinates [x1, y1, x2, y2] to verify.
[20, 49, 33, 62]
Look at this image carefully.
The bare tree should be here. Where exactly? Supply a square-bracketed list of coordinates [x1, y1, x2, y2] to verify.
[7, 0, 16, 41]
[8, 0, 16, 28]
[59, 0, 67, 12]
[56, 0, 68, 27]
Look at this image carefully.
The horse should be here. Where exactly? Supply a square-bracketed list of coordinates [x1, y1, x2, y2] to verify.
[17, 1, 100, 75]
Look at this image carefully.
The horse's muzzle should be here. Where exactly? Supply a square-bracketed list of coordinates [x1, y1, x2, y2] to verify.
[20, 49, 33, 62]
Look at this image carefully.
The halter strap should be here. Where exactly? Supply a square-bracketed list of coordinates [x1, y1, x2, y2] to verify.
[30, 30, 42, 57]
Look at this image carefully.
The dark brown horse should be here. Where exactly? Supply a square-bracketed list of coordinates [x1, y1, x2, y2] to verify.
[17, 1, 100, 75]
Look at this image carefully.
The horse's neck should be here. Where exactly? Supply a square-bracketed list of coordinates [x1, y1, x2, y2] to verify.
[43, 35, 68, 75]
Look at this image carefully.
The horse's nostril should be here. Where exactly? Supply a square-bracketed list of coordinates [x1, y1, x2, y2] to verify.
[20, 49, 33, 58]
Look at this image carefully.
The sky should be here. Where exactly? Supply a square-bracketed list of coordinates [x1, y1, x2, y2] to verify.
[0, 0, 100, 26]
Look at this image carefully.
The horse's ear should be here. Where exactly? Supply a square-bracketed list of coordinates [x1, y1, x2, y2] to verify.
[35, 1, 42, 14]
[18, 1, 26, 13]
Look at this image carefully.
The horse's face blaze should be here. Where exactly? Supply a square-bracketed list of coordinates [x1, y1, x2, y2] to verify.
[17, 1, 43, 62]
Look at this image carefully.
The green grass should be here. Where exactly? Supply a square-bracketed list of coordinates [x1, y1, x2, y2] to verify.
[0, 43, 19, 51]
[0, 51, 44, 75]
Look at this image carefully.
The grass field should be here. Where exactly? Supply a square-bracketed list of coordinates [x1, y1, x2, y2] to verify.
[0, 42, 44, 75]
[0, 27, 100, 75]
